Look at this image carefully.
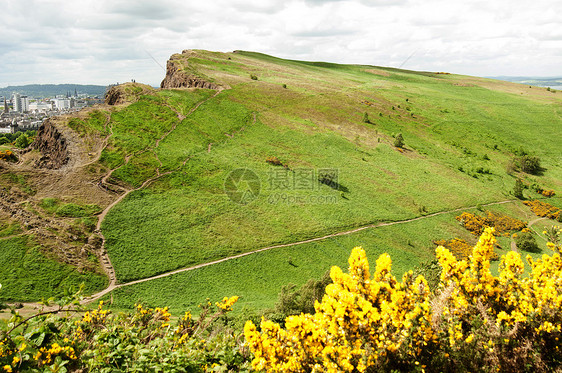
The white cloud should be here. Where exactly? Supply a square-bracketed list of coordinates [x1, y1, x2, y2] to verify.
[0, 0, 561, 86]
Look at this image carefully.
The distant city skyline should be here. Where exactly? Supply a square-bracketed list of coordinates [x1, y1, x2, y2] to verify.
[2, 0, 561, 86]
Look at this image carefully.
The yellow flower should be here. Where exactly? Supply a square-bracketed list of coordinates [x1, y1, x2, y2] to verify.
[216, 296, 239, 311]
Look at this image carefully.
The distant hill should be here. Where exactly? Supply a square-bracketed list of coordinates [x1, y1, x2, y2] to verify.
[0, 84, 108, 98]
[488, 76, 562, 88]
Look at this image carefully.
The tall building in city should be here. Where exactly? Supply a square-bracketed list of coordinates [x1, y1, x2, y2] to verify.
[22, 96, 29, 112]
[13, 93, 21, 113]
[12, 93, 29, 113]
[12, 94, 29, 113]
[3, 97, 8, 113]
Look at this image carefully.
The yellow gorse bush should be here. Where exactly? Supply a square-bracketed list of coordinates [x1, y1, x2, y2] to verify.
[245, 227, 562, 372]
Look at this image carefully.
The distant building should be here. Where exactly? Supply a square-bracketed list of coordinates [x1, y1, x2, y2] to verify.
[52, 98, 71, 110]
[29, 101, 53, 113]
[12, 93, 29, 113]
[3, 97, 8, 113]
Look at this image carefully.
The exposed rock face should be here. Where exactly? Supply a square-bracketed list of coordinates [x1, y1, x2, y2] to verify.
[104, 86, 127, 105]
[160, 51, 221, 90]
[31, 119, 69, 169]
[104, 83, 155, 105]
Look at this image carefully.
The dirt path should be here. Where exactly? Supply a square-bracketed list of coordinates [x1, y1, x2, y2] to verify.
[80, 90, 224, 303]
[82, 199, 516, 303]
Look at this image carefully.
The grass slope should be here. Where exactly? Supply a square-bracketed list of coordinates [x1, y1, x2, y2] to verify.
[100, 51, 561, 288]
[102, 200, 559, 314]
[5, 50, 561, 310]
[0, 236, 107, 302]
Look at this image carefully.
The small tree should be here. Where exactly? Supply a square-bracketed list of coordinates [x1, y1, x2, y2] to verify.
[516, 231, 540, 253]
[394, 133, 404, 148]
[14, 134, 30, 148]
[518, 155, 542, 175]
[362, 112, 370, 124]
[514, 178, 524, 199]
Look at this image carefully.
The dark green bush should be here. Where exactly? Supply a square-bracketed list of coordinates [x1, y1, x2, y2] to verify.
[514, 179, 524, 199]
[518, 155, 542, 175]
[362, 112, 370, 123]
[394, 133, 404, 148]
[516, 231, 540, 253]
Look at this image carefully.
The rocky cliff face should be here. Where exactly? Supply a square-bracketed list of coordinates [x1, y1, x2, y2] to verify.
[31, 119, 69, 169]
[104, 83, 155, 105]
[160, 50, 222, 90]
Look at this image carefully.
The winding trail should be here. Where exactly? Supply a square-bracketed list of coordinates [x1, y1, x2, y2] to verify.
[82, 199, 517, 303]
[83, 90, 224, 303]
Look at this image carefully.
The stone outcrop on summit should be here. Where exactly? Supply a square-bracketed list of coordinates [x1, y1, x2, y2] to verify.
[160, 50, 222, 90]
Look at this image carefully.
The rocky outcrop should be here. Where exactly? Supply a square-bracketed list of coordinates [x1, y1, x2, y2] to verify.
[31, 119, 69, 169]
[104, 83, 155, 105]
[160, 51, 221, 90]
[104, 86, 127, 105]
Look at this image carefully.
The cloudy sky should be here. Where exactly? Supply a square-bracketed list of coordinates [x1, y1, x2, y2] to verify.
[2, 0, 561, 87]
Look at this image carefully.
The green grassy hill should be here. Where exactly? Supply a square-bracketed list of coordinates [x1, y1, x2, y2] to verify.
[1, 50, 561, 313]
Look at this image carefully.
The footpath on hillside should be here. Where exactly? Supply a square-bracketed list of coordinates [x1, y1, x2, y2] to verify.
[82, 198, 526, 304]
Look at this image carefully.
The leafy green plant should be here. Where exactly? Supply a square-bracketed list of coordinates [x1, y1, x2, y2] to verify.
[516, 231, 540, 253]
[13, 134, 30, 148]
[362, 112, 370, 124]
[275, 270, 332, 317]
[515, 155, 542, 175]
[0, 288, 250, 372]
[514, 178, 524, 199]
[394, 133, 404, 148]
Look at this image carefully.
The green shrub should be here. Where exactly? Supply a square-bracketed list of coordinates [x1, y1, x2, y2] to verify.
[14, 134, 30, 148]
[394, 133, 404, 148]
[250, 74, 258, 80]
[518, 155, 542, 174]
[0, 291, 250, 372]
[514, 178, 524, 199]
[362, 112, 370, 124]
[275, 270, 332, 316]
[516, 231, 540, 252]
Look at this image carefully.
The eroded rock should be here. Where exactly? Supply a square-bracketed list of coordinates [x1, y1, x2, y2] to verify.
[31, 119, 69, 169]
[160, 51, 221, 90]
